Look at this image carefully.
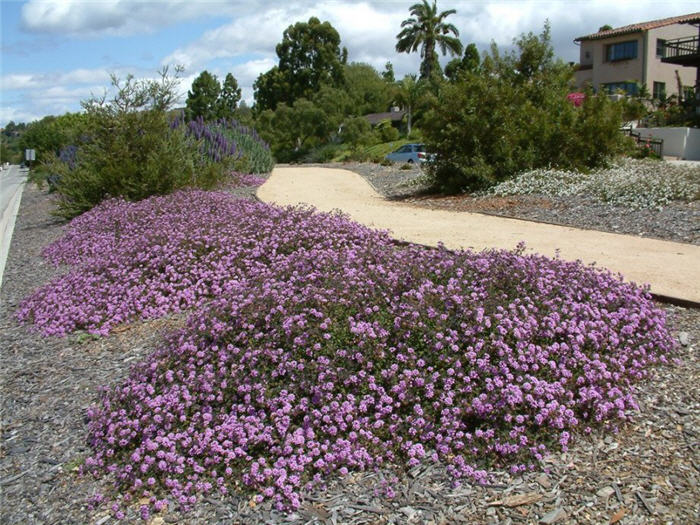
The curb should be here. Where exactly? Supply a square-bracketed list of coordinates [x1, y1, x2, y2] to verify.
[0, 178, 26, 289]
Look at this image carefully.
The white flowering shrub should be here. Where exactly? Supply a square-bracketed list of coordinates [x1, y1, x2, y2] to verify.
[487, 159, 700, 209]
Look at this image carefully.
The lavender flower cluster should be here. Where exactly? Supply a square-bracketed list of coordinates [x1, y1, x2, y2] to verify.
[17, 191, 376, 336]
[17, 191, 675, 518]
[171, 115, 275, 173]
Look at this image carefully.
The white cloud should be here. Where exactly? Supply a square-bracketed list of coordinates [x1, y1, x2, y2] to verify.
[20, 0, 236, 37]
[1, 68, 113, 92]
[161, 7, 294, 70]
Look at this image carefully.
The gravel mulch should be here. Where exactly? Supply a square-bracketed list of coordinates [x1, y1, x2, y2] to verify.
[334, 162, 700, 245]
[1, 182, 698, 524]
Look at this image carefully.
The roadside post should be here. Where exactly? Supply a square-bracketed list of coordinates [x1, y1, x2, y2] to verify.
[25, 148, 36, 170]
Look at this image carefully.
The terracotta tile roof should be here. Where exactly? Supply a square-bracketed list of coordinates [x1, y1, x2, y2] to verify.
[575, 12, 700, 41]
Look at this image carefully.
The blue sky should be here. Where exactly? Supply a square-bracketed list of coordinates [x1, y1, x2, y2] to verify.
[1, 0, 698, 127]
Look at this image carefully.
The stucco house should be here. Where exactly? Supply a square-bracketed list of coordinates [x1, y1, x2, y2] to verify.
[573, 13, 699, 101]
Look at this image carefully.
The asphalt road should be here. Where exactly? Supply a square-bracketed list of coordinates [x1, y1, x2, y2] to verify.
[0, 164, 27, 288]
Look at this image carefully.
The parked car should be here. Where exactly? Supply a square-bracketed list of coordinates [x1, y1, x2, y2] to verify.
[385, 143, 433, 164]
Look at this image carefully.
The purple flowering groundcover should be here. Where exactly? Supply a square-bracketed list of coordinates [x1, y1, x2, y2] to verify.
[17, 190, 675, 518]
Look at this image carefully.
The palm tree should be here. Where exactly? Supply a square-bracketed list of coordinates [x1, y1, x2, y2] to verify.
[396, 0, 463, 80]
[393, 75, 428, 135]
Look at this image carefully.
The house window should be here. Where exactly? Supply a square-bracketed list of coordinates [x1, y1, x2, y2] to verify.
[653, 81, 666, 100]
[585, 51, 591, 59]
[603, 82, 639, 96]
[606, 40, 638, 62]
[656, 38, 666, 58]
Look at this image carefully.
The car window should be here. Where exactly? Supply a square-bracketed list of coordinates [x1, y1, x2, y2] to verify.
[396, 145, 411, 153]
[416, 144, 426, 152]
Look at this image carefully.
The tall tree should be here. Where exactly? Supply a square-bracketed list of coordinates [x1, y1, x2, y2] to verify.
[462, 43, 480, 73]
[382, 61, 395, 83]
[344, 63, 393, 115]
[254, 17, 347, 112]
[396, 0, 463, 80]
[393, 74, 428, 135]
[445, 42, 481, 81]
[217, 73, 242, 119]
[185, 70, 221, 121]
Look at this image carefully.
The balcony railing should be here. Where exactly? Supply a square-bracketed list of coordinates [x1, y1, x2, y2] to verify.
[661, 36, 699, 65]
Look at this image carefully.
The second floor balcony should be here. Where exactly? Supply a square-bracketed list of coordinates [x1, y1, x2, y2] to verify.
[661, 35, 700, 67]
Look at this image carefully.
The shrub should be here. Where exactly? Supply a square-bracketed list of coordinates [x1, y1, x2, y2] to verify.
[486, 158, 700, 209]
[340, 117, 373, 146]
[45, 70, 228, 219]
[17, 191, 675, 517]
[423, 24, 625, 193]
[302, 143, 345, 163]
[176, 116, 274, 174]
[377, 121, 400, 142]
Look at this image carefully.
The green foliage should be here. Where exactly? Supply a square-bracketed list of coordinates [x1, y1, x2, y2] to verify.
[19, 112, 91, 165]
[396, 0, 462, 80]
[344, 63, 392, 115]
[254, 17, 347, 111]
[393, 75, 429, 135]
[186, 70, 221, 121]
[424, 23, 625, 193]
[376, 120, 400, 142]
[302, 143, 345, 163]
[312, 85, 351, 128]
[462, 43, 481, 73]
[210, 121, 275, 174]
[48, 68, 227, 218]
[341, 116, 372, 146]
[256, 97, 338, 162]
[217, 73, 242, 119]
[445, 43, 481, 82]
[382, 61, 395, 83]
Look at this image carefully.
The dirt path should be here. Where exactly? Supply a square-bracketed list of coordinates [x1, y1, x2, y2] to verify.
[258, 166, 700, 303]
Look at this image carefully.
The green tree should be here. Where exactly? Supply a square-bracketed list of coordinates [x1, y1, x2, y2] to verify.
[344, 63, 392, 115]
[462, 43, 480, 72]
[256, 97, 336, 161]
[382, 61, 395, 83]
[19, 112, 91, 165]
[48, 68, 226, 218]
[393, 74, 429, 135]
[396, 0, 463, 80]
[423, 23, 625, 193]
[186, 70, 221, 121]
[217, 73, 242, 119]
[444, 43, 479, 82]
[312, 84, 351, 128]
[254, 17, 347, 111]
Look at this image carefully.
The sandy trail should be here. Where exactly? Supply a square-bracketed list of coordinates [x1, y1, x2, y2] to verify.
[258, 166, 700, 303]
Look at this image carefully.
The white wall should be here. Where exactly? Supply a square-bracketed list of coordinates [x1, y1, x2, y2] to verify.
[635, 127, 700, 160]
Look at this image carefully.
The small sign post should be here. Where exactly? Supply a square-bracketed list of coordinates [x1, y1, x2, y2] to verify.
[24, 149, 36, 169]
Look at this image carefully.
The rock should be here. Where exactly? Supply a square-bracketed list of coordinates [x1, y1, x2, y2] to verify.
[539, 507, 567, 524]
[678, 332, 690, 346]
[596, 486, 615, 501]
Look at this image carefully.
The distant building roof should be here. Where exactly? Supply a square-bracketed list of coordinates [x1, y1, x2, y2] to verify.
[363, 110, 405, 125]
[575, 12, 700, 42]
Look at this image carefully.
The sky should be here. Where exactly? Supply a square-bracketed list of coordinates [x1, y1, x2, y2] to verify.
[1, 0, 698, 127]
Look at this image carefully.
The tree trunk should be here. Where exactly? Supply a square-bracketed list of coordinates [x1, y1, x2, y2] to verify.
[421, 40, 435, 79]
